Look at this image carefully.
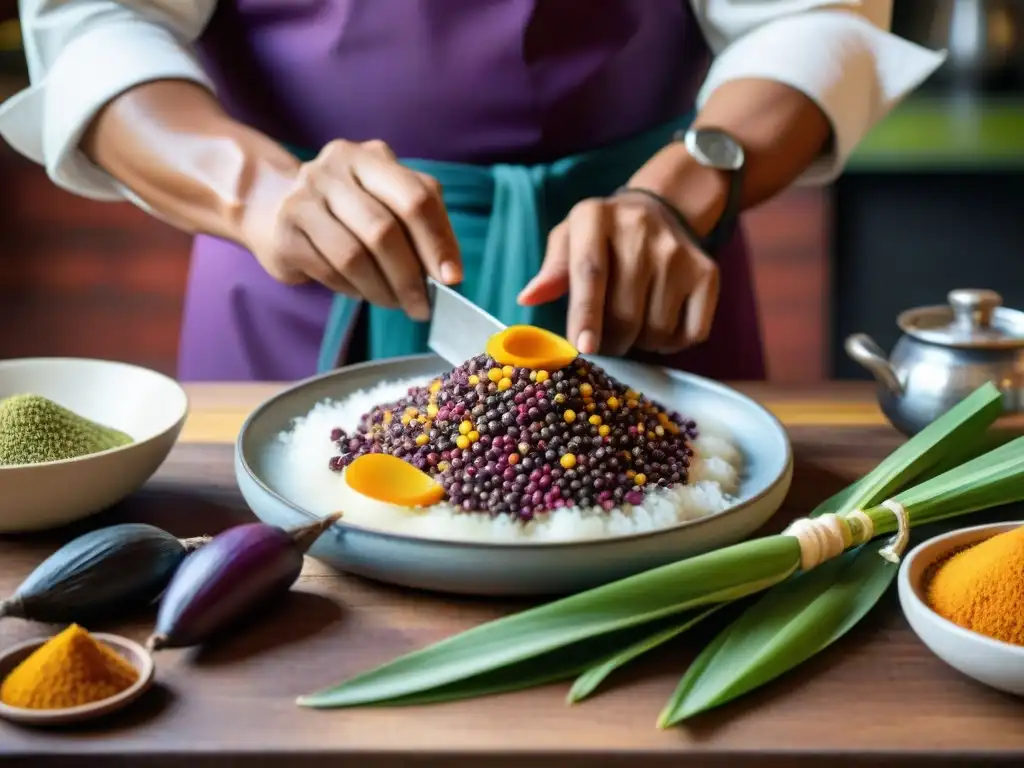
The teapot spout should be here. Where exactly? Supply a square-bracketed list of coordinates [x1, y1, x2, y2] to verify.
[845, 334, 903, 396]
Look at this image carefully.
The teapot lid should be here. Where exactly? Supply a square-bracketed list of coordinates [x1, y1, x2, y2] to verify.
[898, 289, 1024, 349]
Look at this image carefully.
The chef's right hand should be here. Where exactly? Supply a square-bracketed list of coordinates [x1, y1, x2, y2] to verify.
[243, 139, 462, 321]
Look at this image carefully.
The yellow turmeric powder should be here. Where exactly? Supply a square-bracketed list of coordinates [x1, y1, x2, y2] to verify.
[0, 624, 138, 709]
[926, 525, 1024, 646]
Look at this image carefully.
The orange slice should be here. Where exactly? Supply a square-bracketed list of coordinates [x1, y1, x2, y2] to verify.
[344, 454, 445, 507]
[485, 325, 579, 371]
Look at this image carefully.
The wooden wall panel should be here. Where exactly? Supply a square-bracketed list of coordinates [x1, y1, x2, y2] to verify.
[0, 143, 829, 382]
[744, 189, 830, 383]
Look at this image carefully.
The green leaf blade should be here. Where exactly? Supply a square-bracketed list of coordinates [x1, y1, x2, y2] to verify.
[660, 547, 896, 724]
[871, 436, 1024, 532]
[298, 536, 800, 708]
[382, 617, 695, 707]
[832, 381, 1003, 518]
[568, 605, 723, 704]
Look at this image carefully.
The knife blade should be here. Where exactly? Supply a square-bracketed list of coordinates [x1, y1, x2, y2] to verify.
[426, 278, 507, 367]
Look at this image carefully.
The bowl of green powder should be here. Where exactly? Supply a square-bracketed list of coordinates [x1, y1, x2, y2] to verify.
[0, 358, 188, 532]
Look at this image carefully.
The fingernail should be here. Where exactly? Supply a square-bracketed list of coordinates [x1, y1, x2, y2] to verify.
[577, 331, 597, 354]
[440, 262, 460, 284]
[517, 279, 539, 301]
[410, 302, 431, 322]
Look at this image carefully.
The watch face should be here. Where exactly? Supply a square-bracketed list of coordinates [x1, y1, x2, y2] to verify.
[686, 128, 745, 171]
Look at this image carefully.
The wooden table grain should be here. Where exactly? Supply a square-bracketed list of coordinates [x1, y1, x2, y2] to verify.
[2, 383, 1024, 768]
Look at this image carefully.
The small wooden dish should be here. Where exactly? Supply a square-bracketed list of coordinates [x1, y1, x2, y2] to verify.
[0, 633, 155, 726]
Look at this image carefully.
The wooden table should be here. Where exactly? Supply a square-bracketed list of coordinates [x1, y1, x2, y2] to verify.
[2, 383, 1023, 767]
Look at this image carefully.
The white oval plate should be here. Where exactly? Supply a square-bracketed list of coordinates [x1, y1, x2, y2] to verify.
[235, 354, 793, 596]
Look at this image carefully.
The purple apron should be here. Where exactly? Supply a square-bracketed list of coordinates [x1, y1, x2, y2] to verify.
[180, 0, 765, 381]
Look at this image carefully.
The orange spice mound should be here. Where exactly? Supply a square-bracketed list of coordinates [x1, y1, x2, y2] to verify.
[926, 526, 1024, 646]
[0, 624, 139, 709]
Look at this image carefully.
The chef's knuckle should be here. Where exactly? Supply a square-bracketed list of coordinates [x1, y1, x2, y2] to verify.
[619, 202, 644, 224]
[276, 272, 304, 287]
[262, 259, 291, 283]
[334, 244, 365, 274]
[602, 332, 632, 356]
[363, 216, 401, 250]
[320, 139, 355, 164]
[264, 246, 304, 285]
[649, 315, 678, 338]
[419, 174, 443, 197]
[278, 189, 311, 225]
[572, 252, 606, 284]
[362, 138, 393, 157]
[399, 186, 437, 220]
[571, 198, 603, 221]
[572, 294, 602, 323]
[295, 163, 317, 189]
[546, 224, 566, 249]
[700, 259, 719, 283]
[268, 222, 295, 254]
[398, 277, 428, 302]
[323, 273, 351, 294]
[610, 306, 641, 332]
[659, 230, 684, 255]
[624, 210, 655, 245]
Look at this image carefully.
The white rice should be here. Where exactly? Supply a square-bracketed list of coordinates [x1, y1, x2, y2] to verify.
[268, 377, 744, 544]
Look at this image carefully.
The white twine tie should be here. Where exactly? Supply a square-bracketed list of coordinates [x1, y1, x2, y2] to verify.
[784, 509, 877, 571]
[785, 514, 850, 571]
[877, 499, 910, 564]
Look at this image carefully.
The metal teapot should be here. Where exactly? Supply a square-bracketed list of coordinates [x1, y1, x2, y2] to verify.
[845, 289, 1024, 435]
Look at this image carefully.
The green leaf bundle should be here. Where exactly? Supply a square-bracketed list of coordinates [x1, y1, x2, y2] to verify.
[564, 382, 1005, 707]
[571, 384, 1007, 710]
[660, 415, 1024, 724]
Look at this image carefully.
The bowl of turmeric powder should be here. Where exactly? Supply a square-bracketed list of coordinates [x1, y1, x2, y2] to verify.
[0, 357, 188, 532]
[0, 624, 154, 726]
[898, 521, 1024, 696]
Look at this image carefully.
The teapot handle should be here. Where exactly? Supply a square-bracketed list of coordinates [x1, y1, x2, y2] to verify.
[845, 334, 903, 396]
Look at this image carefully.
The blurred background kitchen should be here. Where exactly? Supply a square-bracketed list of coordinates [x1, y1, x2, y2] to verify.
[1, 1, 1022, 383]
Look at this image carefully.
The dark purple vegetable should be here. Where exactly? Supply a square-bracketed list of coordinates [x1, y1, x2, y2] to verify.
[0, 523, 210, 623]
[146, 513, 342, 651]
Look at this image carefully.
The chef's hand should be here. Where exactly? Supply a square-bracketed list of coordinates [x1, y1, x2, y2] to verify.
[244, 139, 461, 321]
[517, 192, 719, 356]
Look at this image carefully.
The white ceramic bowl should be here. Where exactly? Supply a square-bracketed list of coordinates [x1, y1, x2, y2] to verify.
[0, 358, 188, 532]
[898, 521, 1024, 696]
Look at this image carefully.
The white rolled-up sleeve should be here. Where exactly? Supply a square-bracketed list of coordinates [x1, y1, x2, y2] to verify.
[0, 0, 218, 201]
[693, 0, 947, 185]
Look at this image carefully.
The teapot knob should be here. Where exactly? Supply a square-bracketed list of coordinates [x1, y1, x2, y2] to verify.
[948, 288, 1002, 329]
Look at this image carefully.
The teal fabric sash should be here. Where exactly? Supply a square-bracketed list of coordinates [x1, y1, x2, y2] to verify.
[289, 111, 695, 373]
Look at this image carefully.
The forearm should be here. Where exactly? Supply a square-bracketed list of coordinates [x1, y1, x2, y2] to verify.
[627, 78, 831, 237]
[80, 79, 298, 243]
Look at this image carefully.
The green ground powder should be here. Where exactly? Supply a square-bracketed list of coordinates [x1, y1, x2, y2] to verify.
[0, 394, 134, 466]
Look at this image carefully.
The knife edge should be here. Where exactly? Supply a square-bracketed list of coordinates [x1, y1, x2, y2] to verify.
[426, 278, 507, 367]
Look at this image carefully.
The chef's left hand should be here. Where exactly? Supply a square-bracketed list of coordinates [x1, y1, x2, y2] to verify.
[517, 192, 719, 356]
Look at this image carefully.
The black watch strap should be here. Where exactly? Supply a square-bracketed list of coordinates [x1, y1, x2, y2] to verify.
[613, 186, 714, 256]
[704, 163, 744, 253]
[617, 163, 743, 257]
